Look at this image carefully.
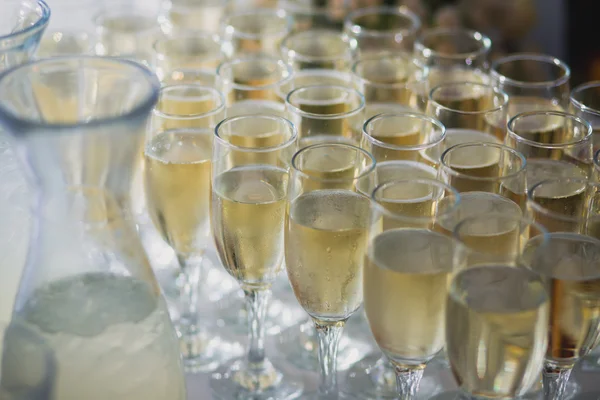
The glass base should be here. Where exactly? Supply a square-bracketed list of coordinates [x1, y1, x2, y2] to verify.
[299, 391, 352, 400]
[429, 381, 579, 400]
[179, 329, 244, 373]
[210, 357, 303, 400]
[275, 319, 372, 372]
[343, 353, 397, 399]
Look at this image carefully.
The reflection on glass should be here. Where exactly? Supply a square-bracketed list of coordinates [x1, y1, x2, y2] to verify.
[281, 29, 356, 72]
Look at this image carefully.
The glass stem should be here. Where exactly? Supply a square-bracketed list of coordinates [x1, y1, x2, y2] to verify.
[314, 319, 345, 399]
[244, 288, 271, 368]
[392, 362, 425, 400]
[542, 364, 572, 400]
[177, 253, 203, 335]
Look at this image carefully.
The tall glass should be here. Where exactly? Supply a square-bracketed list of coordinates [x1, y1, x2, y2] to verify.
[221, 8, 292, 57]
[152, 33, 226, 82]
[143, 84, 238, 370]
[490, 53, 571, 117]
[94, 3, 161, 65]
[352, 54, 424, 108]
[522, 233, 600, 400]
[445, 265, 549, 399]
[0, 56, 186, 400]
[286, 143, 376, 398]
[414, 28, 491, 96]
[286, 85, 365, 146]
[344, 6, 421, 56]
[570, 81, 600, 152]
[426, 81, 509, 142]
[506, 111, 593, 188]
[38, 0, 96, 57]
[281, 29, 356, 72]
[211, 115, 302, 399]
[217, 56, 293, 116]
[439, 143, 527, 210]
[361, 112, 446, 165]
[0, 0, 50, 324]
[159, 0, 228, 35]
[366, 179, 460, 400]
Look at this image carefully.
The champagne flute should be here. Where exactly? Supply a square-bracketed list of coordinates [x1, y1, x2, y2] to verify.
[286, 143, 376, 398]
[144, 84, 237, 371]
[490, 53, 571, 117]
[210, 115, 302, 399]
[286, 84, 365, 147]
[352, 53, 425, 108]
[453, 214, 547, 268]
[361, 112, 446, 165]
[570, 81, 600, 152]
[221, 8, 292, 57]
[522, 233, 600, 400]
[506, 111, 593, 189]
[344, 6, 421, 57]
[159, 0, 228, 35]
[94, 3, 161, 66]
[152, 33, 226, 82]
[365, 178, 460, 400]
[438, 143, 527, 210]
[443, 264, 549, 399]
[528, 177, 600, 239]
[426, 81, 509, 142]
[280, 29, 356, 72]
[217, 55, 293, 116]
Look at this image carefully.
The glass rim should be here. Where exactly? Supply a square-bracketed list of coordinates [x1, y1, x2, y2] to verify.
[216, 56, 293, 91]
[344, 6, 421, 38]
[152, 31, 222, 54]
[528, 177, 599, 223]
[440, 142, 527, 182]
[291, 142, 376, 183]
[570, 80, 600, 118]
[214, 114, 297, 153]
[153, 84, 225, 120]
[490, 52, 571, 89]
[371, 177, 461, 223]
[0, 0, 51, 42]
[286, 84, 365, 120]
[428, 81, 509, 115]
[453, 213, 548, 244]
[280, 29, 355, 63]
[362, 112, 446, 151]
[0, 55, 160, 131]
[222, 8, 292, 40]
[275, 69, 353, 101]
[507, 110, 593, 148]
[94, 6, 161, 35]
[414, 27, 492, 61]
[595, 148, 600, 168]
[351, 53, 425, 89]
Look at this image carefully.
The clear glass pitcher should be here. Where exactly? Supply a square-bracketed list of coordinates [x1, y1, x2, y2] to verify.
[0, 56, 186, 400]
[0, 0, 50, 323]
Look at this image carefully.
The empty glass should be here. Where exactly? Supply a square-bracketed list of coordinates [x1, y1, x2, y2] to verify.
[506, 111, 593, 188]
[344, 6, 421, 56]
[221, 9, 292, 57]
[0, 56, 186, 400]
[490, 53, 571, 116]
[281, 29, 356, 72]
